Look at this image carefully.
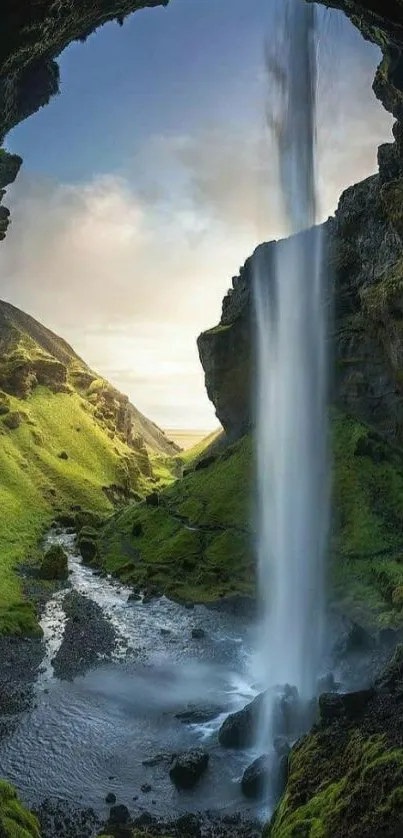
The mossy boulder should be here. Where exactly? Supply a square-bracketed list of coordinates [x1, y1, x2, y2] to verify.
[75, 509, 105, 533]
[39, 544, 68, 580]
[77, 527, 99, 565]
[266, 647, 403, 838]
[3, 411, 22, 430]
[0, 779, 40, 837]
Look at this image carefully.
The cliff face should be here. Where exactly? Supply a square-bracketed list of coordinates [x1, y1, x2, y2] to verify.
[198, 172, 403, 443]
[198, 0, 403, 445]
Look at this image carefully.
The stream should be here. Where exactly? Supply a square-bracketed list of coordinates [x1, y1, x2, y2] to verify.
[0, 529, 260, 821]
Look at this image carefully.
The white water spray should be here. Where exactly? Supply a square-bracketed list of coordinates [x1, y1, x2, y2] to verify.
[253, 0, 329, 754]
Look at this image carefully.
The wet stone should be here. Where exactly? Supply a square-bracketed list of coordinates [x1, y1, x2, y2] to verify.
[108, 804, 130, 825]
[241, 754, 271, 799]
[141, 783, 152, 793]
[169, 748, 209, 789]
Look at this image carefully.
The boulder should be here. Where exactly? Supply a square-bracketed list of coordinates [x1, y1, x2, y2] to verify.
[3, 411, 22, 430]
[218, 692, 265, 748]
[75, 509, 104, 532]
[77, 527, 99, 564]
[128, 592, 141, 603]
[241, 754, 271, 799]
[272, 685, 317, 739]
[105, 792, 116, 805]
[108, 804, 130, 826]
[334, 621, 375, 657]
[55, 513, 76, 528]
[145, 492, 159, 507]
[169, 748, 209, 789]
[39, 544, 68, 580]
[175, 705, 222, 724]
[319, 689, 374, 725]
[58, 450, 68, 460]
[191, 628, 205, 639]
[176, 813, 202, 837]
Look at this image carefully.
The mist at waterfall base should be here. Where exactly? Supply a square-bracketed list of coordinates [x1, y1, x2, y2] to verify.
[252, 0, 329, 796]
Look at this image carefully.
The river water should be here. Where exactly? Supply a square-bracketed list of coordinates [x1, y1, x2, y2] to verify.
[0, 530, 260, 819]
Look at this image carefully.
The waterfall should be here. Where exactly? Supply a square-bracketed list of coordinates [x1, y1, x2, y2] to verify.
[253, 0, 329, 767]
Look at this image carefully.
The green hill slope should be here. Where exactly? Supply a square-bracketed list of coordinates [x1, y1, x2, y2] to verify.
[0, 300, 178, 635]
[98, 411, 403, 627]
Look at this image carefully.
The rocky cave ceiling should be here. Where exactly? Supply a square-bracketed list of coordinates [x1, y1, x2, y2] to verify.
[0, 0, 403, 240]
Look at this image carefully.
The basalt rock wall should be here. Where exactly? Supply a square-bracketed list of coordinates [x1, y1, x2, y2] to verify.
[198, 1, 403, 445]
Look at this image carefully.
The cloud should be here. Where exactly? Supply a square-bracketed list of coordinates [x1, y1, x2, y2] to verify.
[0, 41, 393, 428]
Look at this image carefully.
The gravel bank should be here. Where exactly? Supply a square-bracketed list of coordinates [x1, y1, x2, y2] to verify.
[51, 590, 117, 680]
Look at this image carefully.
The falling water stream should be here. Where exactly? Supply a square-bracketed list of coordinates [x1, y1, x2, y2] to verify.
[253, 0, 329, 759]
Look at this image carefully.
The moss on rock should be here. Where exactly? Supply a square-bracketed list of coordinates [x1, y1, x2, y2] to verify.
[39, 544, 68, 580]
[267, 647, 403, 838]
[98, 434, 255, 603]
[0, 779, 40, 837]
[77, 526, 100, 565]
[98, 409, 403, 621]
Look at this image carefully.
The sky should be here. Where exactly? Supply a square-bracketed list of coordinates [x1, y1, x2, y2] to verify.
[0, 0, 393, 429]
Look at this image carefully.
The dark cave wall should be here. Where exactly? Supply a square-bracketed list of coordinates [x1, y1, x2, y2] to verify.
[0, 0, 169, 237]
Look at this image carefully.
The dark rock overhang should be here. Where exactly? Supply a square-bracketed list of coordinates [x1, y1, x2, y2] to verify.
[0, 0, 403, 240]
[0, 0, 169, 237]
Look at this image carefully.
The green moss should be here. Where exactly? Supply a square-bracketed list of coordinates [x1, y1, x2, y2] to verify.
[39, 544, 68, 580]
[99, 412, 403, 613]
[98, 435, 254, 602]
[0, 780, 40, 837]
[203, 324, 232, 336]
[0, 383, 162, 634]
[360, 257, 403, 320]
[165, 435, 253, 530]
[178, 429, 223, 467]
[331, 409, 403, 627]
[268, 730, 403, 838]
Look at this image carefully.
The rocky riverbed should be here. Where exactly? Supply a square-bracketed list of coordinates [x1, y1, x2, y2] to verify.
[0, 528, 263, 837]
[0, 527, 400, 838]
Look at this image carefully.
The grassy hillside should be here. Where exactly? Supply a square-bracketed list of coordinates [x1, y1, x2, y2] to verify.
[99, 410, 403, 626]
[0, 300, 178, 635]
[177, 428, 225, 466]
[99, 434, 254, 603]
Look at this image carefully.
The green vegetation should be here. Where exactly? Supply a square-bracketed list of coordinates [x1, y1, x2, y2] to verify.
[202, 324, 232, 336]
[361, 256, 403, 320]
[331, 409, 403, 627]
[0, 300, 177, 635]
[39, 545, 68, 580]
[177, 428, 223, 467]
[267, 729, 403, 838]
[98, 434, 254, 603]
[267, 643, 403, 838]
[99, 410, 403, 622]
[0, 780, 40, 837]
